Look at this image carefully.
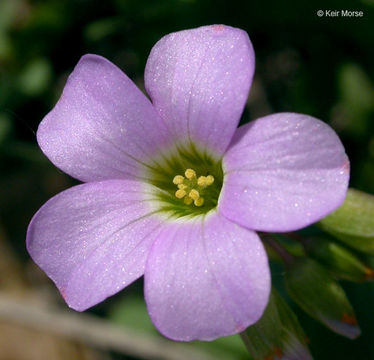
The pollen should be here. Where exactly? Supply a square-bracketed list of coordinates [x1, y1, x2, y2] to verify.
[172, 168, 216, 208]
[175, 189, 187, 199]
[194, 197, 204, 207]
[185, 168, 196, 179]
[206, 175, 214, 185]
[173, 175, 185, 185]
[197, 176, 207, 186]
[197, 175, 215, 187]
[189, 189, 200, 200]
[184, 196, 193, 205]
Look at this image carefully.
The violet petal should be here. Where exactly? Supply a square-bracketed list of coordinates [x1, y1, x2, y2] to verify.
[144, 212, 270, 341]
[37, 54, 172, 182]
[144, 25, 254, 157]
[220, 112, 349, 232]
[27, 180, 164, 311]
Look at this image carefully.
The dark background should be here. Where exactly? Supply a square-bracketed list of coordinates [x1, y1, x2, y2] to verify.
[0, 0, 373, 359]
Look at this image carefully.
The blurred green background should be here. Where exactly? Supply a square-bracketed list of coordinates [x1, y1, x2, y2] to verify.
[0, 0, 373, 359]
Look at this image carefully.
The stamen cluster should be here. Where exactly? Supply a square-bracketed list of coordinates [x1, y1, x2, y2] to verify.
[172, 168, 215, 207]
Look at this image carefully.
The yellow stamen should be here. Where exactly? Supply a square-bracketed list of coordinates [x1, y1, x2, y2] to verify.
[206, 175, 214, 185]
[175, 189, 186, 199]
[194, 197, 204, 207]
[197, 176, 207, 187]
[185, 168, 196, 179]
[189, 189, 200, 200]
[172, 168, 212, 208]
[184, 196, 193, 205]
[173, 175, 185, 185]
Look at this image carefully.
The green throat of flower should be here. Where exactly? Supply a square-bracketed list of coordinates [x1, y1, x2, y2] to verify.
[146, 143, 224, 218]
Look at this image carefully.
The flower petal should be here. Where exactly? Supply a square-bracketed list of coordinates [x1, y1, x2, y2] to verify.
[27, 180, 165, 311]
[144, 213, 270, 341]
[144, 25, 254, 158]
[37, 54, 172, 182]
[220, 113, 350, 232]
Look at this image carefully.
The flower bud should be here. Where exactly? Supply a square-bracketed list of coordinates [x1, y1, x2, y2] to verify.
[285, 258, 360, 339]
[242, 288, 312, 360]
[319, 189, 374, 254]
[304, 237, 374, 282]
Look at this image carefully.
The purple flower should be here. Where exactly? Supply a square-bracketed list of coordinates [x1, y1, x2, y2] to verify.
[27, 25, 349, 341]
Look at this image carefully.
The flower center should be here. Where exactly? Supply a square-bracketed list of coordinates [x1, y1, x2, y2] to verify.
[145, 143, 223, 218]
[173, 169, 215, 207]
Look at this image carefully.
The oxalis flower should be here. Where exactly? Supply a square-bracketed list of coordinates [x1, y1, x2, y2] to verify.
[27, 25, 349, 341]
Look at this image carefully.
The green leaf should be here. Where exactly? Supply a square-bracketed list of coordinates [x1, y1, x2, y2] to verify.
[84, 17, 121, 42]
[0, 31, 12, 60]
[18, 58, 52, 96]
[334, 64, 374, 138]
[0, 113, 12, 144]
[0, 0, 21, 30]
[304, 237, 374, 282]
[110, 296, 156, 333]
[319, 189, 374, 255]
[285, 258, 360, 339]
[241, 288, 312, 360]
[340, 63, 374, 113]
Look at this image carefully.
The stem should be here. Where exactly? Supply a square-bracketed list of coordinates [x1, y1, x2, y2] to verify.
[0, 292, 214, 360]
[283, 232, 311, 254]
[239, 331, 252, 353]
[284, 231, 307, 244]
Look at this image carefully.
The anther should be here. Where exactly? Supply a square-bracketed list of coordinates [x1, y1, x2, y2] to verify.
[173, 169, 213, 208]
[175, 189, 186, 199]
[185, 169, 196, 179]
[184, 196, 193, 205]
[197, 176, 207, 187]
[189, 189, 200, 200]
[173, 175, 185, 185]
[194, 197, 204, 207]
[206, 175, 214, 185]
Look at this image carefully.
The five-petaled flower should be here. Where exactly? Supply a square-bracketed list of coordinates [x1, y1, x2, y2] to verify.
[27, 25, 349, 341]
